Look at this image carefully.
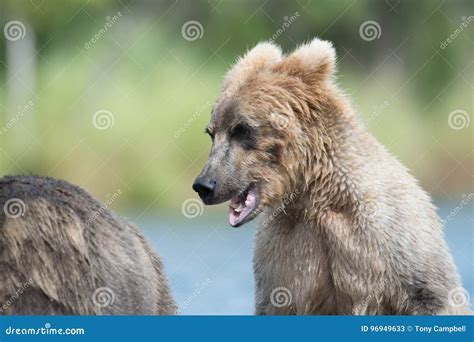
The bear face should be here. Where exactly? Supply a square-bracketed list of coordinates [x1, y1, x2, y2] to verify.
[193, 38, 341, 227]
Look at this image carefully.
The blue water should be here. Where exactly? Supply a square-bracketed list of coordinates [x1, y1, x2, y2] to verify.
[136, 201, 473, 315]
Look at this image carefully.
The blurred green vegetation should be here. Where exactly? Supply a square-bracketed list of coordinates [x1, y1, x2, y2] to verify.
[0, 0, 472, 211]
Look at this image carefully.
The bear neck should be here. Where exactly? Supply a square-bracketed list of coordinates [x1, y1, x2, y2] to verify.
[285, 99, 371, 224]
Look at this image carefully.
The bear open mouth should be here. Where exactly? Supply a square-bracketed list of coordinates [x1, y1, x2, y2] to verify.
[228, 184, 259, 227]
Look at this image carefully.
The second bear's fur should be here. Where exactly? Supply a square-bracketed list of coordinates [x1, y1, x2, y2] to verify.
[0, 176, 176, 315]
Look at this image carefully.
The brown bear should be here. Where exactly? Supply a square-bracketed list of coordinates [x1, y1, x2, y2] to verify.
[193, 38, 471, 315]
[0, 176, 176, 315]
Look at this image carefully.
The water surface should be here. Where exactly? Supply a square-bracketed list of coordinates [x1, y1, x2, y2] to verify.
[136, 202, 473, 315]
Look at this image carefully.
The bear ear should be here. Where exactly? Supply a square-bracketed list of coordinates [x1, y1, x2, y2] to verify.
[223, 41, 282, 89]
[274, 37, 336, 84]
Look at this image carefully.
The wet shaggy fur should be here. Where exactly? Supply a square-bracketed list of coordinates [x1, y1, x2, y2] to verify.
[198, 38, 471, 315]
[0, 176, 176, 315]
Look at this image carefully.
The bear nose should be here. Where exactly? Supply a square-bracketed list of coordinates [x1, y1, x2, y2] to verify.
[192, 177, 216, 200]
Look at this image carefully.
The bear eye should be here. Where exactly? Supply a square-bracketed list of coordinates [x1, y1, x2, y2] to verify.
[230, 123, 251, 139]
[205, 127, 214, 140]
[230, 123, 256, 149]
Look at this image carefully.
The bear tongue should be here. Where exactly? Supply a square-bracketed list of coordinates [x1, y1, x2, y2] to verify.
[228, 188, 257, 227]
